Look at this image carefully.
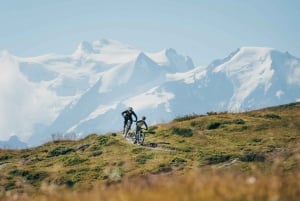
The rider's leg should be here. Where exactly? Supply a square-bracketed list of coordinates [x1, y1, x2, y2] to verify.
[124, 119, 133, 137]
[123, 119, 128, 135]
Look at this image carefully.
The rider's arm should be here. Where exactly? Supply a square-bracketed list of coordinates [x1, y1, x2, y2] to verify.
[133, 111, 138, 121]
[121, 110, 127, 117]
[144, 121, 148, 130]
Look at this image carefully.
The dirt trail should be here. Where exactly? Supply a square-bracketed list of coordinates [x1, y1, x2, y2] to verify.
[124, 137, 176, 152]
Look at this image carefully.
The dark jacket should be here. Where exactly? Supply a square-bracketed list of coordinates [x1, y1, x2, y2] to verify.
[121, 110, 137, 121]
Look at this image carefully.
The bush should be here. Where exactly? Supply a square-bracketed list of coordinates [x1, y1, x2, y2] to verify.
[61, 154, 88, 166]
[233, 119, 246, 124]
[9, 169, 48, 185]
[251, 138, 262, 143]
[97, 135, 117, 146]
[97, 136, 109, 145]
[263, 113, 281, 119]
[156, 163, 172, 173]
[171, 127, 193, 137]
[0, 155, 12, 161]
[207, 122, 221, 130]
[48, 146, 74, 157]
[173, 114, 199, 122]
[170, 157, 186, 167]
[239, 152, 265, 162]
[90, 150, 103, 157]
[181, 146, 193, 152]
[9, 169, 30, 177]
[206, 154, 231, 164]
[207, 111, 218, 115]
[135, 153, 153, 164]
[25, 171, 48, 184]
[4, 181, 17, 190]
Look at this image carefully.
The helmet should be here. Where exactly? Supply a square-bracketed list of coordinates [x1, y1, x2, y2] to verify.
[142, 116, 146, 120]
[128, 107, 133, 111]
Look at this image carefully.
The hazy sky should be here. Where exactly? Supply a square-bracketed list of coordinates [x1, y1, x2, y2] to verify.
[1, 0, 299, 65]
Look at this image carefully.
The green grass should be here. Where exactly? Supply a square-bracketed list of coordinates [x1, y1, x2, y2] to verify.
[0, 102, 299, 200]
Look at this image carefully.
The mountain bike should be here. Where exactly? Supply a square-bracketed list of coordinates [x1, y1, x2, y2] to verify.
[133, 128, 146, 145]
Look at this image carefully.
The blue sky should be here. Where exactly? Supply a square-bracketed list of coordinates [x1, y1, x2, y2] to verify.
[1, 0, 299, 65]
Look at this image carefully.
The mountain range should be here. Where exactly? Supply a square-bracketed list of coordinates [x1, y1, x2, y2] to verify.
[0, 39, 299, 147]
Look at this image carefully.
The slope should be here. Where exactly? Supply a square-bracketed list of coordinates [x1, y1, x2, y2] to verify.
[0, 102, 299, 197]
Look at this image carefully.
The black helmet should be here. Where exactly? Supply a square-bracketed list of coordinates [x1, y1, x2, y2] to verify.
[128, 107, 133, 111]
[142, 116, 146, 120]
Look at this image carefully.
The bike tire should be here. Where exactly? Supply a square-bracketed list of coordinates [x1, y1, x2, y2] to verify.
[137, 132, 145, 145]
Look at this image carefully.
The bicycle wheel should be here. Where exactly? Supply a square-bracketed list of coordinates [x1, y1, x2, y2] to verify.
[137, 132, 145, 145]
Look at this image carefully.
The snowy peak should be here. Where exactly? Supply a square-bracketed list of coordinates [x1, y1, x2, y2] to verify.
[92, 39, 134, 52]
[213, 47, 274, 74]
[127, 52, 165, 88]
[74, 41, 95, 56]
[134, 52, 157, 68]
[146, 48, 194, 72]
[207, 46, 300, 111]
[74, 39, 127, 55]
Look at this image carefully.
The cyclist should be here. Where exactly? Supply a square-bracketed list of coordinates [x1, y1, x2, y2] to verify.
[135, 116, 148, 141]
[121, 107, 137, 136]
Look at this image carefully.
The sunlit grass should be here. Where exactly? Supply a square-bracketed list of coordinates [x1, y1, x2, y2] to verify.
[0, 102, 299, 200]
[2, 162, 300, 201]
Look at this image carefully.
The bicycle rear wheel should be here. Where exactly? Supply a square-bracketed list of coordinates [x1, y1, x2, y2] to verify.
[137, 132, 145, 145]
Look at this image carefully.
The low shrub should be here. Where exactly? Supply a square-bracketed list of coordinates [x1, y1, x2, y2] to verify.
[0, 155, 12, 161]
[156, 163, 172, 173]
[48, 146, 74, 157]
[206, 154, 231, 164]
[9, 169, 48, 185]
[90, 150, 103, 157]
[233, 119, 246, 124]
[207, 122, 221, 130]
[173, 114, 199, 122]
[171, 127, 193, 137]
[170, 157, 186, 167]
[263, 113, 281, 119]
[4, 181, 17, 190]
[97, 136, 109, 146]
[239, 152, 265, 162]
[135, 153, 153, 164]
[61, 154, 88, 166]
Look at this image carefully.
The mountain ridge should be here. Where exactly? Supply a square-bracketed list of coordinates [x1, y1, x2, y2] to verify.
[0, 40, 299, 147]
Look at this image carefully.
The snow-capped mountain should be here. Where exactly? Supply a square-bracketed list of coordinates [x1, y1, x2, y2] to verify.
[0, 39, 299, 147]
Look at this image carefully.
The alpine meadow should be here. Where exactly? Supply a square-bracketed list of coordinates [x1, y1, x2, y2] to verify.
[0, 102, 299, 200]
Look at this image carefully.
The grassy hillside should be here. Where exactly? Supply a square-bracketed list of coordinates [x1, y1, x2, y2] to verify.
[0, 102, 299, 200]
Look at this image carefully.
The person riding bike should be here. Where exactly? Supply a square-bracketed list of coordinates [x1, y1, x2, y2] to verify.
[136, 116, 148, 132]
[135, 116, 148, 143]
[121, 107, 137, 136]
